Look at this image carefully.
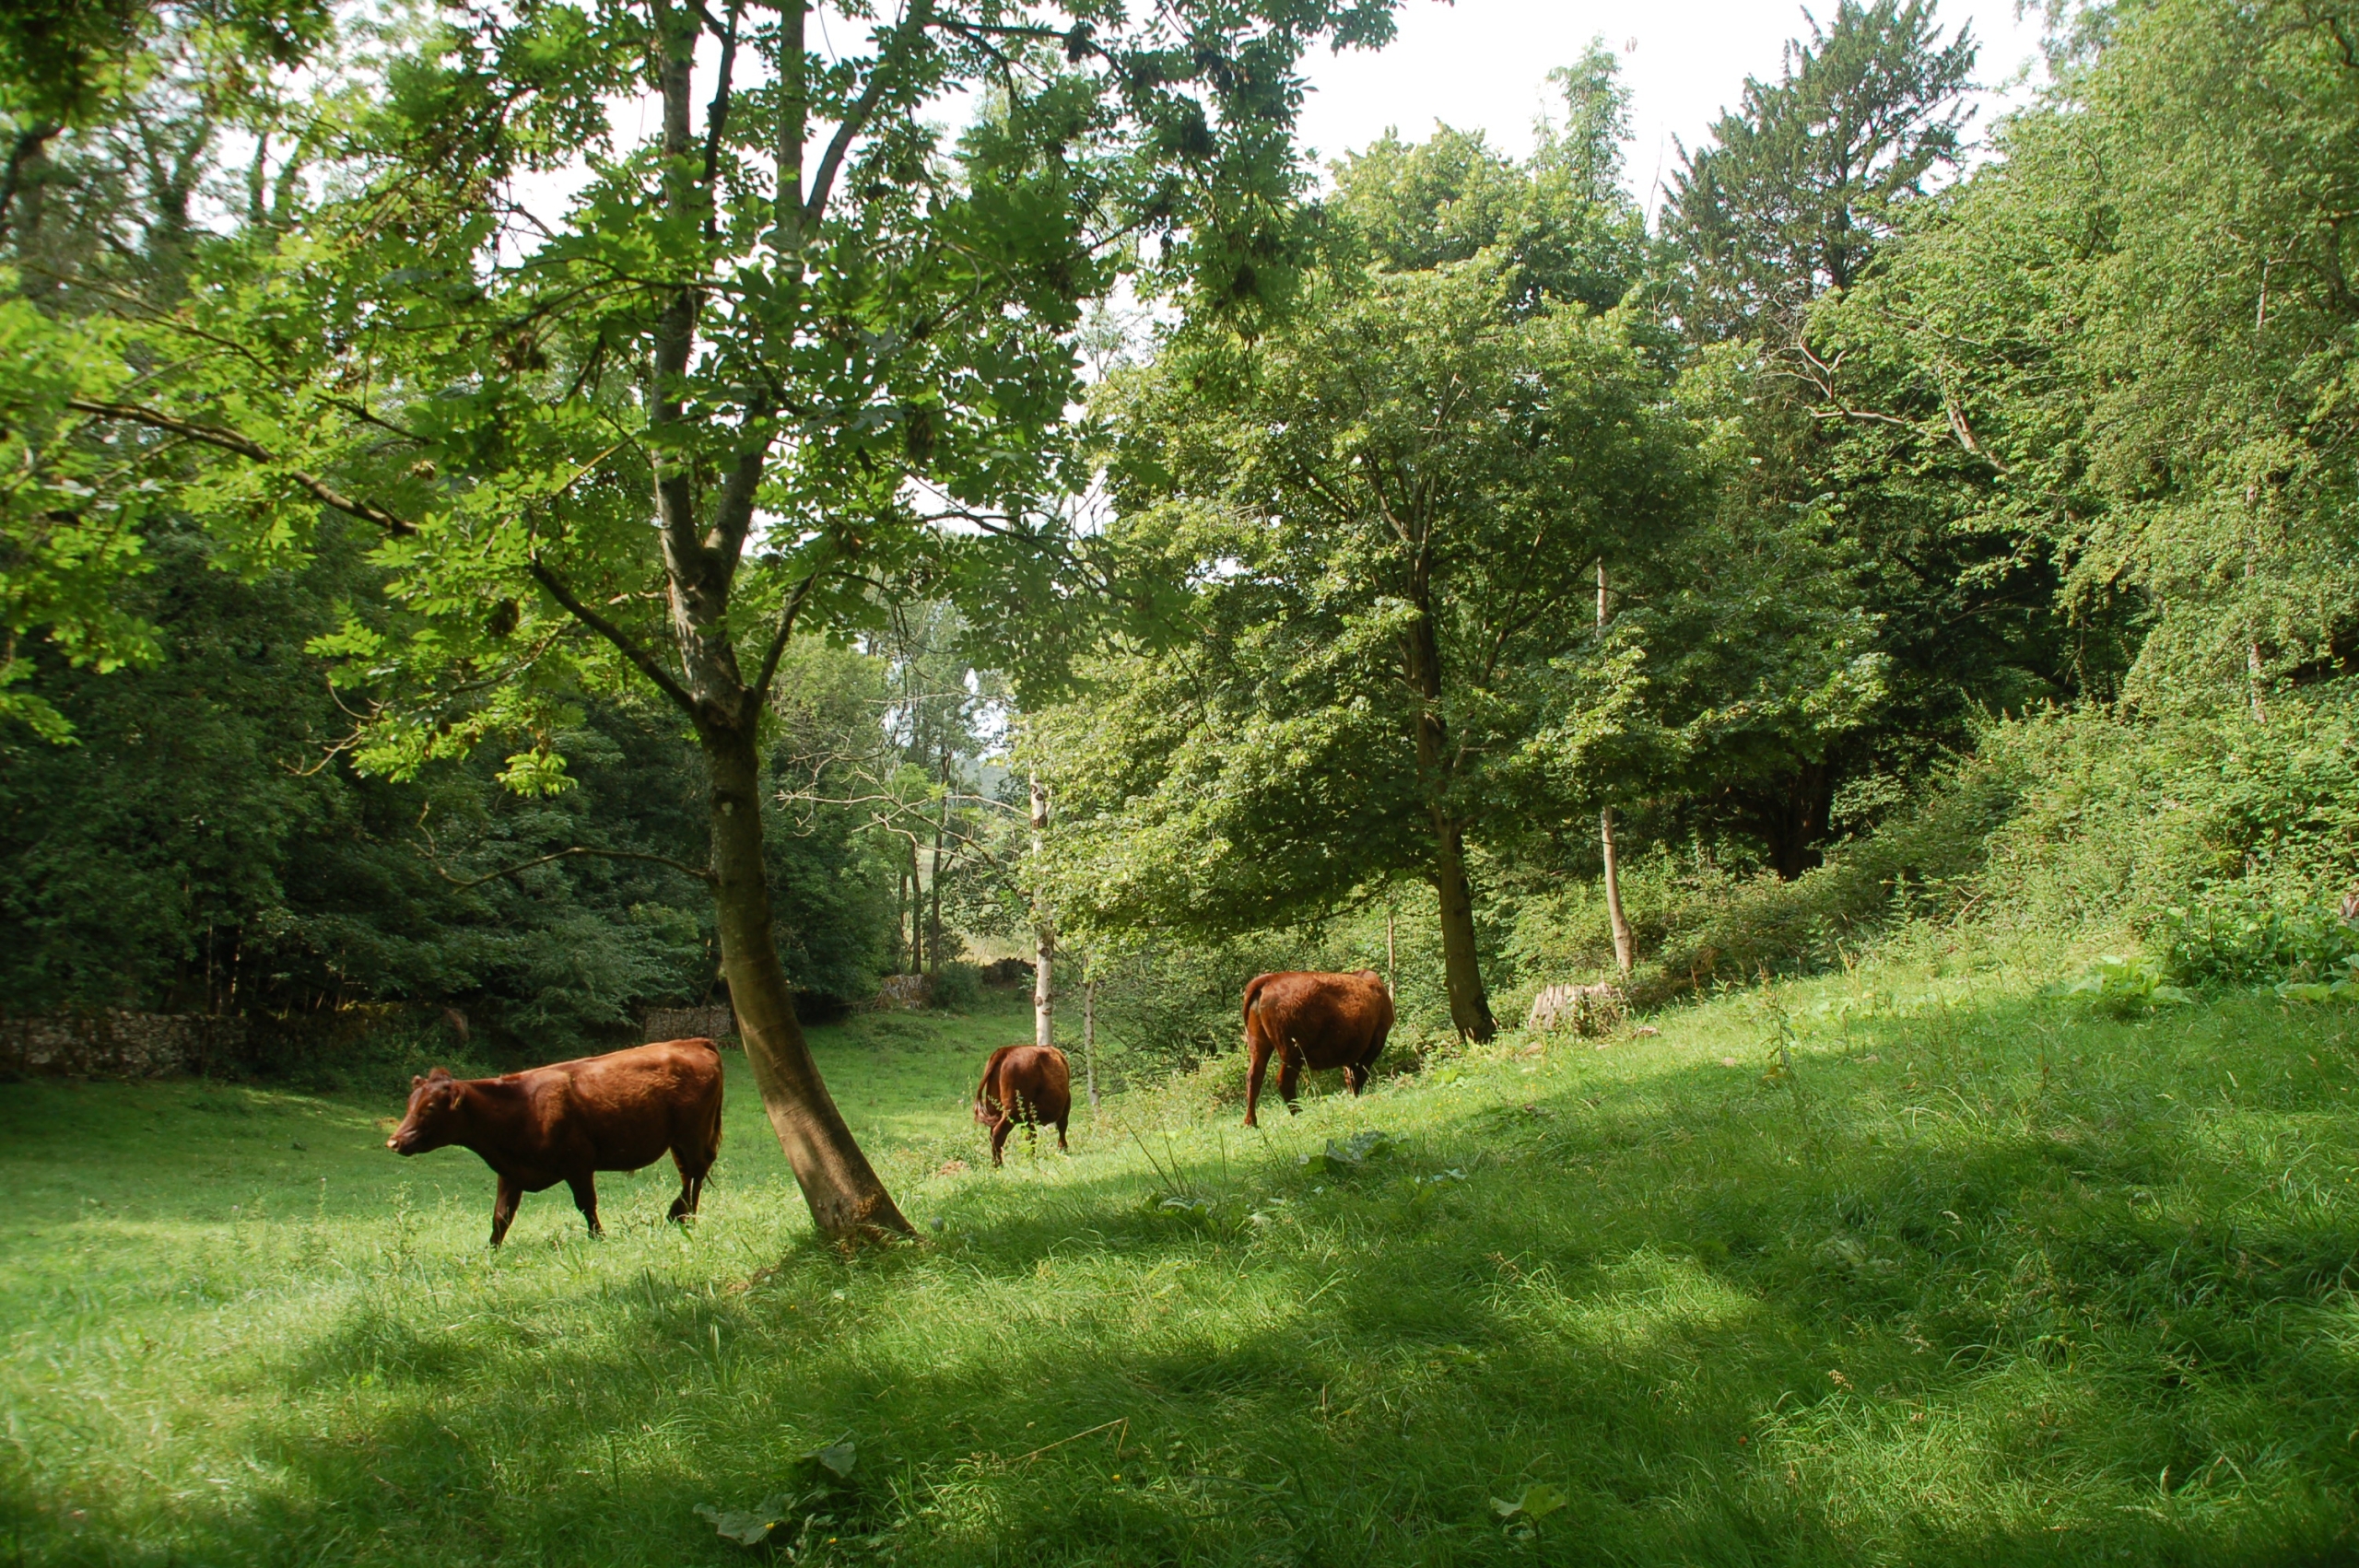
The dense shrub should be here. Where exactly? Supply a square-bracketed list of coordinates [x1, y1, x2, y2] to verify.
[929, 962, 983, 1011]
[1607, 745, 2026, 1003]
[1975, 690, 2359, 932]
[1563, 682, 2359, 1003]
[2152, 892, 2359, 989]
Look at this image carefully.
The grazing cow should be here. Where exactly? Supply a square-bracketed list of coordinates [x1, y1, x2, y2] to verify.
[1241, 970, 1395, 1128]
[972, 1045, 1072, 1167]
[386, 1038, 723, 1246]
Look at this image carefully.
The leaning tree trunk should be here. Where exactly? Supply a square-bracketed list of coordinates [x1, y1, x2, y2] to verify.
[1428, 815, 1497, 1041]
[1600, 808, 1635, 976]
[1406, 591, 1496, 1041]
[705, 724, 911, 1238]
[638, 1, 916, 1242]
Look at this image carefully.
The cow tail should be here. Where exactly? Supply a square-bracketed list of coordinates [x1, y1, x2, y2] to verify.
[975, 1046, 1014, 1117]
[1241, 974, 1273, 1052]
[697, 1051, 725, 1164]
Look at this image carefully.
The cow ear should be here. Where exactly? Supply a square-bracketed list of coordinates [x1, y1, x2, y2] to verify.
[411, 1074, 426, 1089]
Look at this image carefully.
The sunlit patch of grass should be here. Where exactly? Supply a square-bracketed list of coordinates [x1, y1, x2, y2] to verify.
[4, 943, 2359, 1562]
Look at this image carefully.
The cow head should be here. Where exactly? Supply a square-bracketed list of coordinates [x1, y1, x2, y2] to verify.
[388, 1067, 464, 1155]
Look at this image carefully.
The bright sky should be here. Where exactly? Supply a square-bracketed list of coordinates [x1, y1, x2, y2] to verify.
[1291, 0, 2050, 216]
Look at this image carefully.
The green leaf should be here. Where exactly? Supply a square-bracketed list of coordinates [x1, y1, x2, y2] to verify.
[1490, 1481, 1568, 1520]
[1299, 1129, 1402, 1174]
[695, 1496, 794, 1546]
[808, 1436, 857, 1478]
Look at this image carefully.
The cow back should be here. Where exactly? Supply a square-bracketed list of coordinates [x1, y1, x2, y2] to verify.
[978, 1044, 1072, 1124]
[508, 1038, 723, 1172]
[1242, 970, 1395, 1071]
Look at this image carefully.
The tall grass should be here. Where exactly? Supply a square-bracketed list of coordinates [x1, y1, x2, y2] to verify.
[4, 942, 2357, 1564]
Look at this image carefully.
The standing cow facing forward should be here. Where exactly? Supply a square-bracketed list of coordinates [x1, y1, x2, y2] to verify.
[1241, 970, 1395, 1128]
[973, 1045, 1071, 1166]
[386, 1038, 723, 1246]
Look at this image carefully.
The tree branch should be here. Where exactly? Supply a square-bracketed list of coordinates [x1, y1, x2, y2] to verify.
[804, 0, 937, 230]
[430, 844, 715, 890]
[525, 558, 699, 716]
[701, 0, 743, 241]
[65, 398, 418, 536]
[752, 567, 827, 707]
[706, 396, 777, 561]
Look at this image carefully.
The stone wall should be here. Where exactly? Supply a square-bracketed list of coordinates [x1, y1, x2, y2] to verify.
[643, 1005, 740, 1045]
[0, 1012, 248, 1080]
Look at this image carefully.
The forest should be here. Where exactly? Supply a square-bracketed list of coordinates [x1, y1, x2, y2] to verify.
[6, 0, 2359, 1562]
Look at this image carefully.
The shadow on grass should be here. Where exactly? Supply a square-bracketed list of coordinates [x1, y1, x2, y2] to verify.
[12, 985, 2359, 1566]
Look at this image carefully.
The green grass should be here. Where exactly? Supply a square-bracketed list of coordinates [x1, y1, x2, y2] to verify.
[5, 948, 2358, 1565]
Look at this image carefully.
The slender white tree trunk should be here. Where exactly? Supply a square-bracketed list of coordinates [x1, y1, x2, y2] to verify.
[1601, 807, 1635, 976]
[1598, 560, 1634, 976]
[1082, 955, 1098, 1111]
[1031, 772, 1054, 1048]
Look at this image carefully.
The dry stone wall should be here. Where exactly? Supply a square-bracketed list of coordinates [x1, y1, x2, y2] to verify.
[642, 1005, 740, 1045]
[0, 1012, 247, 1080]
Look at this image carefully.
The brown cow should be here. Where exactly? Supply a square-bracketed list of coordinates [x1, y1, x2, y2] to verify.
[972, 1045, 1072, 1167]
[1241, 970, 1395, 1128]
[386, 1038, 723, 1246]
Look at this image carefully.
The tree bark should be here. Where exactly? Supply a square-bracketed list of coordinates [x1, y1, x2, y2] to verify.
[928, 746, 949, 974]
[706, 724, 910, 1238]
[1601, 808, 1635, 976]
[1404, 590, 1495, 1040]
[1428, 819, 1496, 1040]
[1030, 772, 1055, 1048]
[910, 843, 922, 972]
[1597, 561, 1634, 975]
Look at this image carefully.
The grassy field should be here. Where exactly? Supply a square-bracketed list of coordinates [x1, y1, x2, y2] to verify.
[5, 944, 2358, 1566]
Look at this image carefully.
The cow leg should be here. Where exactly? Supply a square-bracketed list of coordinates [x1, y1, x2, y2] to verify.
[668, 1144, 707, 1223]
[1244, 1035, 1273, 1128]
[990, 1115, 1013, 1168]
[568, 1175, 603, 1237]
[1344, 1063, 1367, 1095]
[489, 1176, 522, 1247]
[1277, 1046, 1303, 1115]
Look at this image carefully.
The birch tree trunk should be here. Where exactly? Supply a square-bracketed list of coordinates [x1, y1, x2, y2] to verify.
[1598, 559, 1635, 976]
[1082, 955, 1098, 1111]
[1030, 772, 1055, 1048]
